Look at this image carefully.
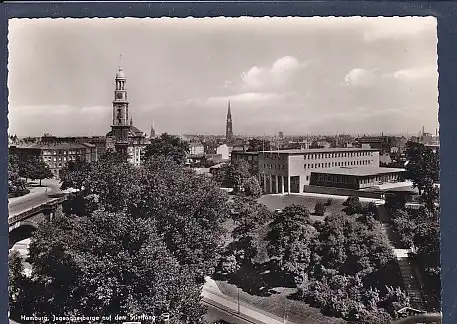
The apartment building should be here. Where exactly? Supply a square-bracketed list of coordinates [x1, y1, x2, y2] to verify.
[40, 142, 97, 177]
[11, 142, 97, 178]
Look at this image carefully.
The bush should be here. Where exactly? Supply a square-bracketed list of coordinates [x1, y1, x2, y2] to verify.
[325, 198, 333, 206]
[314, 202, 326, 216]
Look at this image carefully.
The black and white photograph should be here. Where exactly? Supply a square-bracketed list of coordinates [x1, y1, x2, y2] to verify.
[7, 17, 440, 324]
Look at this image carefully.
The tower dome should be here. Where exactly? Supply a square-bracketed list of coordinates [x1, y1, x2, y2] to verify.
[116, 67, 126, 80]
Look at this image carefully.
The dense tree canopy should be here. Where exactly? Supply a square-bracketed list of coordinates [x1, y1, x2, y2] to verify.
[224, 160, 262, 198]
[11, 151, 231, 323]
[404, 141, 439, 194]
[59, 158, 92, 191]
[387, 142, 441, 311]
[8, 156, 28, 197]
[266, 205, 316, 275]
[17, 211, 206, 323]
[261, 203, 405, 322]
[342, 196, 364, 215]
[29, 158, 54, 186]
[143, 133, 190, 165]
[218, 197, 273, 275]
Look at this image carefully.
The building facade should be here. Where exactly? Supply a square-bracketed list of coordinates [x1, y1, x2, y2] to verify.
[309, 167, 405, 190]
[41, 143, 97, 177]
[106, 66, 147, 166]
[10, 142, 97, 178]
[189, 143, 205, 156]
[231, 151, 259, 175]
[259, 147, 381, 194]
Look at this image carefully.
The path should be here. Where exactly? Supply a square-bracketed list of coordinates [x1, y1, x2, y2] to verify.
[378, 206, 426, 311]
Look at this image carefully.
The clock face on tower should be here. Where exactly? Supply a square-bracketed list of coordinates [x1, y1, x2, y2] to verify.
[116, 92, 123, 100]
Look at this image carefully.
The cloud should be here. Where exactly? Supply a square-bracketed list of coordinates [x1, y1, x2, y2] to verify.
[343, 68, 384, 87]
[344, 65, 437, 88]
[362, 16, 436, 42]
[177, 92, 289, 108]
[392, 65, 437, 82]
[240, 56, 308, 90]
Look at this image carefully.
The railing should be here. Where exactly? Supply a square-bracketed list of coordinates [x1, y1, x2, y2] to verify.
[8, 195, 67, 226]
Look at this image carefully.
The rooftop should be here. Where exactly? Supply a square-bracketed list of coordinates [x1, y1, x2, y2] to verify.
[13, 142, 95, 150]
[260, 147, 378, 155]
[311, 166, 405, 177]
[231, 151, 259, 155]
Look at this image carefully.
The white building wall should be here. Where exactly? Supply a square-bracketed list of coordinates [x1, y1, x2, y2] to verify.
[259, 148, 381, 193]
[217, 144, 230, 160]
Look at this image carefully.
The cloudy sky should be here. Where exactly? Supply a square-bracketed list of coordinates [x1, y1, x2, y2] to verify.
[8, 17, 438, 137]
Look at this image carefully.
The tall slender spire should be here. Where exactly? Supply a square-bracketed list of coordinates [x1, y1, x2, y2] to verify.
[130, 117, 133, 126]
[226, 101, 233, 142]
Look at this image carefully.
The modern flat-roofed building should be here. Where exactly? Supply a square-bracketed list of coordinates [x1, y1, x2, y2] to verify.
[231, 151, 259, 175]
[309, 167, 405, 190]
[259, 147, 380, 194]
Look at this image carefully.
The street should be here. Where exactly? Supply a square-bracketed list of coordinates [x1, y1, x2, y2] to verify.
[202, 278, 297, 324]
[8, 178, 62, 217]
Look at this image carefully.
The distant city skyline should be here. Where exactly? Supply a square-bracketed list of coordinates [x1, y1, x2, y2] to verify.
[8, 17, 439, 137]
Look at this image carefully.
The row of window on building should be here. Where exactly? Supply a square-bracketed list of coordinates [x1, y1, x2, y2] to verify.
[43, 155, 80, 163]
[305, 160, 374, 169]
[42, 150, 85, 156]
[304, 151, 374, 160]
[315, 173, 397, 184]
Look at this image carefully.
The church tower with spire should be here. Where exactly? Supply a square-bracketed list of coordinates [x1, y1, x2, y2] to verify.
[106, 56, 147, 165]
[110, 61, 130, 156]
[226, 101, 233, 142]
[150, 118, 156, 140]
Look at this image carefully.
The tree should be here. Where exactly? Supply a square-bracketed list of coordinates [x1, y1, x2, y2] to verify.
[385, 193, 406, 212]
[19, 211, 207, 323]
[404, 141, 439, 195]
[266, 205, 316, 272]
[59, 154, 230, 280]
[342, 196, 363, 215]
[316, 214, 394, 278]
[9, 250, 27, 315]
[247, 138, 269, 152]
[418, 178, 439, 215]
[143, 133, 190, 165]
[218, 198, 272, 276]
[8, 155, 28, 197]
[314, 202, 326, 216]
[128, 157, 230, 279]
[225, 160, 261, 197]
[240, 176, 262, 198]
[226, 160, 250, 190]
[31, 158, 53, 186]
[59, 158, 92, 191]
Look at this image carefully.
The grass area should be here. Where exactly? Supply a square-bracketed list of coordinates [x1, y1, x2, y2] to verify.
[258, 194, 345, 217]
[215, 280, 346, 324]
